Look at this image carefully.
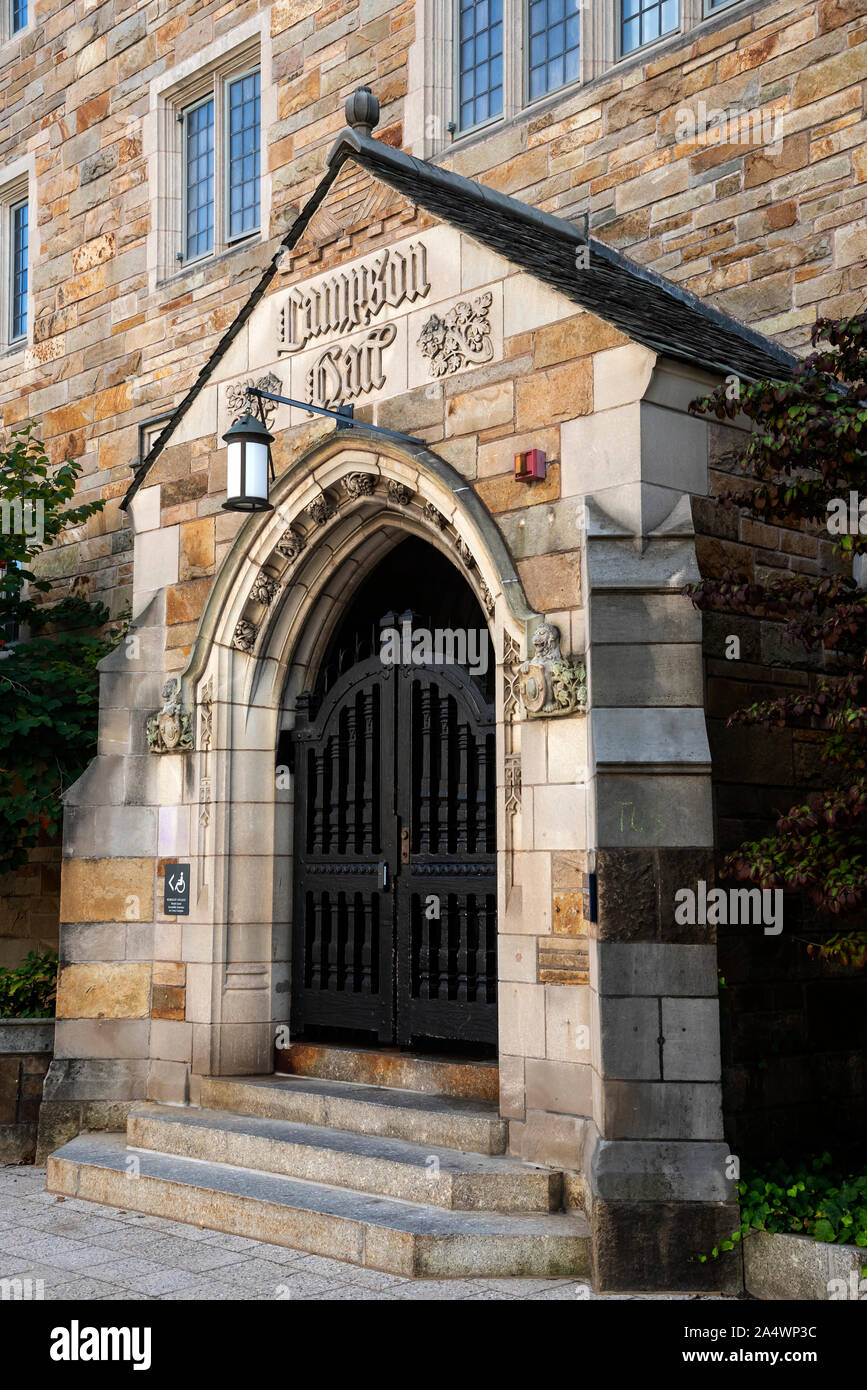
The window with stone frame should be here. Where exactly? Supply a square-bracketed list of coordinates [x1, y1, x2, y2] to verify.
[457, 0, 505, 133]
[527, 0, 581, 102]
[0, 173, 29, 353]
[156, 39, 263, 277]
[138, 414, 174, 468]
[3, 0, 28, 39]
[180, 65, 260, 265]
[620, 0, 679, 56]
[429, 0, 744, 157]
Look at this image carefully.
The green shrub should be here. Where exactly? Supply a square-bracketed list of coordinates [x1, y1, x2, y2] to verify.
[699, 1153, 867, 1263]
[0, 949, 58, 1018]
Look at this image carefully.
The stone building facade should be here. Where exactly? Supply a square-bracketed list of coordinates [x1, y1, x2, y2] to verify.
[1, 0, 865, 1289]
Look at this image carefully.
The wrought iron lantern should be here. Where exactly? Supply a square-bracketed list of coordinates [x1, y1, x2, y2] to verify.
[221, 413, 275, 512]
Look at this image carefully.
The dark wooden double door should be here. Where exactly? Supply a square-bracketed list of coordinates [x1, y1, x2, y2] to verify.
[291, 657, 497, 1047]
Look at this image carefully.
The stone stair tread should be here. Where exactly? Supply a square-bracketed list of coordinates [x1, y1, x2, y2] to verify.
[131, 1103, 548, 1177]
[281, 1042, 499, 1102]
[52, 1132, 589, 1238]
[209, 1073, 501, 1118]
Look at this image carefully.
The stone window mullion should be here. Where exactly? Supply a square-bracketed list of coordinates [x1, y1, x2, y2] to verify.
[581, 0, 617, 84]
[681, 0, 704, 33]
[504, 0, 523, 118]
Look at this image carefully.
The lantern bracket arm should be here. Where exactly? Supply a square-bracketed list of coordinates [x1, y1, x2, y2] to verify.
[245, 388, 429, 450]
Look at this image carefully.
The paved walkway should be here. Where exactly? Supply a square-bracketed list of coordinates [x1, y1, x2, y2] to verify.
[0, 1165, 732, 1300]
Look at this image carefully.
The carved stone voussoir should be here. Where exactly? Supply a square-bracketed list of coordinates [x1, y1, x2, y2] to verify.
[233, 619, 257, 654]
[275, 527, 305, 562]
[518, 622, 587, 718]
[250, 571, 280, 606]
[146, 677, 194, 753]
[387, 480, 413, 506]
[308, 496, 336, 526]
[423, 501, 448, 530]
[344, 472, 377, 500]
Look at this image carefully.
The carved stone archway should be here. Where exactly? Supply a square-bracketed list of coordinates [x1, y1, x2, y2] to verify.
[177, 430, 538, 1080]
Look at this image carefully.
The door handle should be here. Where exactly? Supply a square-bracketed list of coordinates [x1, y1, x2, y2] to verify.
[381, 861, 388, 889]
[400, 826, 410, 864]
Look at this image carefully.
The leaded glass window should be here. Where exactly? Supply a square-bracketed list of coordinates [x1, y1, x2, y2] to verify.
[227, 70, 260, 241]
[458, 0, 504, 131]
[184, 98, 215, 262]
[528, 0, 580, 101]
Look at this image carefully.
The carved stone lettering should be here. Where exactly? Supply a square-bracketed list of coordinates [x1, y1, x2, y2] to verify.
[305, 324, 396, 409]
[279, 243, 430, 354]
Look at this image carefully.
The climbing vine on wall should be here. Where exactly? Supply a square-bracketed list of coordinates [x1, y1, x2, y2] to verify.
[685, 315, 867, 967]
[0, 425, 123, 875]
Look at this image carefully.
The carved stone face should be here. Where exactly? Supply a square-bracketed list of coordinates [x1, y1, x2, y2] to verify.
[532, 623, 560, 662]
[161, 678, 177, 703]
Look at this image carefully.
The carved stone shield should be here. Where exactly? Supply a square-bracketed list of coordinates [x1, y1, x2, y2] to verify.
[159, 711, 182, 751]
[518, 662, 549, 715]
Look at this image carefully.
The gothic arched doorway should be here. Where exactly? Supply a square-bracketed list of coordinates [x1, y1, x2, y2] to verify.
[289, 537, 497, 1051]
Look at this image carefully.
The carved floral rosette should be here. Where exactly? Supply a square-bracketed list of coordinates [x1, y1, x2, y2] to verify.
[250, 571, 280, 606]
[225, 372, 282, 428]
[307, 496, 336, 527]
[518, 622, 587, 718]
[417, 292, 494, 379]
[387, 480, 413, 506]
[423, 502, 447, 531]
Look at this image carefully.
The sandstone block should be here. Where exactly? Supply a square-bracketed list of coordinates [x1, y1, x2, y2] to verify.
[56, 962, 152, 1019]
[516, 551, 581, 611]
[60, 858, 154, 924]
[445, 381, 513, 436]
[166, 576, 212, 625]
[179, 517, 215, 579]
[72, 233, 115, 274]
[515, 359, 592, 430]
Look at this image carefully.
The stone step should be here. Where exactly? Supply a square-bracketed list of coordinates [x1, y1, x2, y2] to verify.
[48, 1133, 589, 1280]
[278, 1042, 499, 1104]
[129, 1103, 559, 1213]
[199, 1074, 508, 1155]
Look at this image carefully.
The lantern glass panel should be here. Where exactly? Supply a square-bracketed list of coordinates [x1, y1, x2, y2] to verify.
[226, 439, 244, 501]
[244, 441, 269, 502]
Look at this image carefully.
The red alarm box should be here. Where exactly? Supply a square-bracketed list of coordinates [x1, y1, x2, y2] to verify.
[514, 448, 547, 481]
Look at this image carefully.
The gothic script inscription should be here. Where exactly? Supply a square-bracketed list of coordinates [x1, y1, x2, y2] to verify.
[279, 243, 430, 354]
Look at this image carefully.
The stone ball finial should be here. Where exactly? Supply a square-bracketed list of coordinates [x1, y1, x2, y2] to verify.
[345, 86, 379, 136]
